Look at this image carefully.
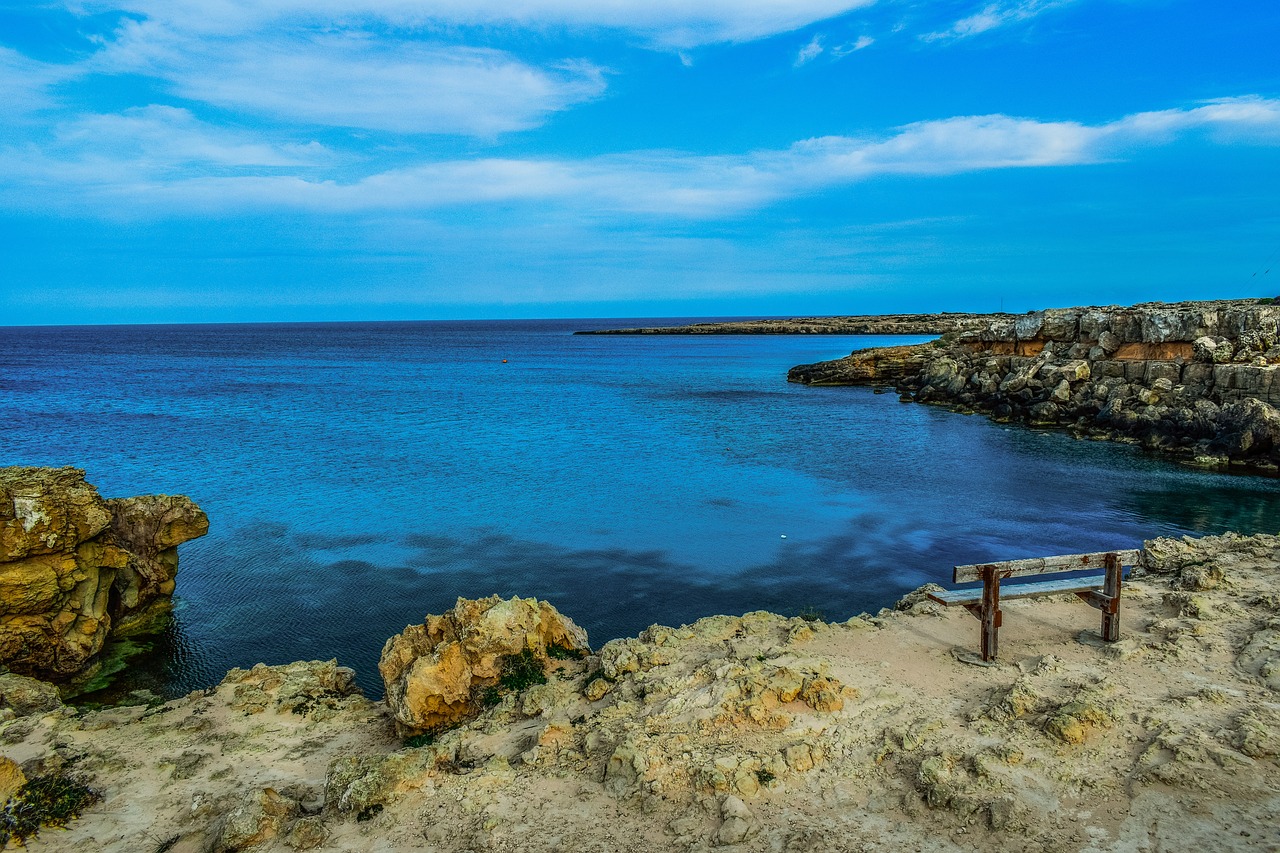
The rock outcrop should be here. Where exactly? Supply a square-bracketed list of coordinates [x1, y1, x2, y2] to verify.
[0, 467, 207, 682]
[789, 299, 1280, 470]
[378, 595, 590, 735]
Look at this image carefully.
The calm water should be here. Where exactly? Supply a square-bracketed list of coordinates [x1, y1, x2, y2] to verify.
[3, 320, 1279, 697]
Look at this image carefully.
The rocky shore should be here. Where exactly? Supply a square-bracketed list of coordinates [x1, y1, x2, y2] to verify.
[2, 531, 1278, 851]
[789, 300, 1280, 472]
[575, 313, 1003, 336]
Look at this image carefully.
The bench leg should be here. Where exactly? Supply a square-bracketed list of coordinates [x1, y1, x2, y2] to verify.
[981, 566, 1002, 661]
[1101, 552, 1122, 642]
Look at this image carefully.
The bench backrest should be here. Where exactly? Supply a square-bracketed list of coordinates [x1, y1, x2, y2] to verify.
[953, 549, 1141, 584]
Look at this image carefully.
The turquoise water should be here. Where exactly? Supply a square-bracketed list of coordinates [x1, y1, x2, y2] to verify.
[2, 320, 1278, 696]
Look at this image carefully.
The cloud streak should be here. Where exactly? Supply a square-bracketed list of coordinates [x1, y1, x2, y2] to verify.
[4, 96, 1277, 219]
[66, 1, 879, 48]
[0, 47, 75, 118]
[923, 0, 1075, 42]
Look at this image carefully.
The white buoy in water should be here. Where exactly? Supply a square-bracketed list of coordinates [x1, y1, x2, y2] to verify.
[780, 534, 787, 539]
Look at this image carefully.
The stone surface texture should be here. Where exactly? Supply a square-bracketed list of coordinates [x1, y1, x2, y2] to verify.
[0, 467, 207, 682]
[788, 300, 1280, 470]
[379, 595, 590, 735]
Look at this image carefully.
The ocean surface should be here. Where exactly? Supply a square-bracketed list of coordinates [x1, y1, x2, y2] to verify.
[3, 319, 1280, 698]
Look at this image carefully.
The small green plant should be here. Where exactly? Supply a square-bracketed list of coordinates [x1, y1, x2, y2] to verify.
[756, 769, 775, 784]
[498, 648, 547, 692]
[472, 647, 549, 712]
[796, 605, 824, 623]
[403, 732, 436, 749]
[0, 772, 101, 845]
[152, 834, 181, 853]
[546, 643, 586, 660]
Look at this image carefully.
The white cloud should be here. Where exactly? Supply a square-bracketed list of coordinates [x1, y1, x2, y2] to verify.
[923, 0, 1074, 42]
[51, 0, 867, 140]
[833, 35, 875, 55]
[0, 47, 72, 117]
[88, 20, 606, 135]
[66, 1, 879, 48]
[795, 36, 825, 66]
[4, 96, 1278, 217]
[55, 106, 330, 168]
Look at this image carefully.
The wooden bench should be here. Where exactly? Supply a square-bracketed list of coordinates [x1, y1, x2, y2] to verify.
[927, 549, 1141, 661]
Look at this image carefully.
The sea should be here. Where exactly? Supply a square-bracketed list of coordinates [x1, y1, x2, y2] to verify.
[3, 319, 1279, 698]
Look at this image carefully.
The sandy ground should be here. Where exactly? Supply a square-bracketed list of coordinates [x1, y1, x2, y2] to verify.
[4, 537, 1280, 852]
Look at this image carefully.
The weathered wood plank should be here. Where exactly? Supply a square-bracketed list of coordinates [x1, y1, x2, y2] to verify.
[953, 548, 1140, 583]
[1101, 551, 1122, 641]
[928, 574, 1108, 607]
[980, 566, 1001, 661]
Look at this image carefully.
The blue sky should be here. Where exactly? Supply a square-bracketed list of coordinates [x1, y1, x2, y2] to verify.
[2, 0, 1278, 324]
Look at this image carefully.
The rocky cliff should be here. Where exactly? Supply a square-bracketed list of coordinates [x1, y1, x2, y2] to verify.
[789, 300, 1280, 471]
[0, 467, 207, 684]
[3, 533, 1278, 852]
[575, 312, 1005, 336]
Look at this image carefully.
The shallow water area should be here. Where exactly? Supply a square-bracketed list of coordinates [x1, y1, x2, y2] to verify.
[3, 318, 1279, 698]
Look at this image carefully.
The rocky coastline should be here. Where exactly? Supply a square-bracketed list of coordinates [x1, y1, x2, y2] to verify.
[575, 313, 1003, 336]
[788, 299, 1280, 472]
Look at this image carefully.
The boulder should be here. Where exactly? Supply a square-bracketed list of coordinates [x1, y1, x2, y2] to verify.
[212, 788, 300, 852]
[0, 672, 63, 716]
[0, 468, 207, 682]
[221, 660, 362, 717]
[379, 596, 589, 735]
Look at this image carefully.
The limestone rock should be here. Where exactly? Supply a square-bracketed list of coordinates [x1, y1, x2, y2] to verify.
[717, 795, 759, 845]
[221, 659, 362, 716]
[0, 672, 63, 716]
[379, 595, 589, 734]
[0, 468, 207, 682]
[286, 816, 329, 850]
[1043, 698, 1113, 744]
[213, 787, 300, 852]
[325, 741, 451, 815]
[0, 467, 111, 561]
[0, 756, 26, 803]
[788, 344, 934, 386]
[1234, 707, 1280, 757]
[1236, 627, 1280, 691]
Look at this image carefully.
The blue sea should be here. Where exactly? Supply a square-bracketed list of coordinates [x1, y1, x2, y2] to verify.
[3, 319, 1279, 697]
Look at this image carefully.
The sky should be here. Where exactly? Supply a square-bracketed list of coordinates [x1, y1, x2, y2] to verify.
[1, 1, 1279, 324]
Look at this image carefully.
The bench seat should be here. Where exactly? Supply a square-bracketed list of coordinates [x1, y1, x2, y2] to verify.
[928, 574, 1107, 607]
[931, 549, 1135, 660]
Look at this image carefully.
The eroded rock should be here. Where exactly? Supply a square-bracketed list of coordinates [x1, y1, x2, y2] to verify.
[379, 595, 589, 735]
[0, 468, 207, 682]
